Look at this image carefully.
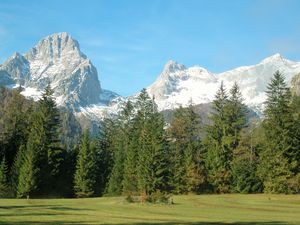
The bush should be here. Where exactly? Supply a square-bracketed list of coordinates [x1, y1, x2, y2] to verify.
[148, 191, 172, 204]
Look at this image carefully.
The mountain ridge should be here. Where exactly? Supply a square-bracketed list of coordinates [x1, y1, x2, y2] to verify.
[147, 53, 300, 114]
[1, 32, 300, 120]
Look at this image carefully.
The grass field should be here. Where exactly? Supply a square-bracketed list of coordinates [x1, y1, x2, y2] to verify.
[0, 194, 299, 225]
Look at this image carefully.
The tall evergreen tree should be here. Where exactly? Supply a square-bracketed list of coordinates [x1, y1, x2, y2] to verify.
[135, 90, 170, 200]
[121, 101, 139, 196]
[95, 118, 115, 195]
[205, 82, 232, 193]
[168, 104, 205, 194]
[38, 83, 64, 193]
[106, 103, 133, 196]
[231, 128, 262, 193]
[10, 145, 26, 196]
[226, 82, 247, 149]
[168, 106, 188, 193]
[205, 82, 247, 193]
[17, 112, 45, 198]
[258, 71, 297, 193]
[74, 131, 97, 197]
[0, 157, 9, 197]
[0, 87, 31, 170]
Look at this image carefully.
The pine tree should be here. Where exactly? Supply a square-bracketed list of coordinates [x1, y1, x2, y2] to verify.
[17, 111, 46, 198]
[10, 145, 26, 196]
[0, 87, 31, 170]
[0, 157, 9, 197]
[121, 101, 139, 196]
[38, 83, 64, 193]
[226, 82, 247, 149]
[106, 104, 133, 196]
[95, 118, 115, 196]
[168, 106, 188, 193]
[205, 82, 232, 193]
[184, 104, 206, 193]
[17, 147, 38, 199]
[258, 71, 296, 193]
[74, 131, 97, 197]
[205, 82, 247, 193]
[106, 143, 125, 196]
[231, 128, 262, 193]
[148, 107, 170, 195]
[135, 90, 170, 201]
[168, 104, 205, 194]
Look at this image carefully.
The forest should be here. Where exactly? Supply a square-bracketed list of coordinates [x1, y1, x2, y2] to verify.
[0, 71, 299, 201]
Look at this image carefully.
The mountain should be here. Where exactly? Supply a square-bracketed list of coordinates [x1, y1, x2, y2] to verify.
[147, 54, 300, 114]
[0, 32, 121, 114]
[1, 32, 300, 121]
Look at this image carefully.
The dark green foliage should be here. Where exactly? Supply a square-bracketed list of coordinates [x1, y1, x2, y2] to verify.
[38, 84, 65, 193]
[105, 117, 127, 196]
[2, 70, 300, 198]
[135, 90, 170, 199]
[10, 145, 26, 196]
[0, 157, 9, 197]
[205, 82, 247, 193]
[121, 101, 138, 196]
[60, 109, 82, 151]
[95, 118, 116, 195]
[231, 129, 262, 193]
[106, 145, 125, 196]
[205, 82, 232, 193]
[0, 87, 32, 170]
[17, 147, 38, 198]
[227, 82, 247, 149]
[258, 71, 299, 193]
[106, 90, 171, 200]
[168, 104, 206, 194]
[17, 111, 46, 198]
[74, 131, 97, 197]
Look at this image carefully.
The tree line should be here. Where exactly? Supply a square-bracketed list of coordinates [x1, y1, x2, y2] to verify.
[0, 71, 299, 200]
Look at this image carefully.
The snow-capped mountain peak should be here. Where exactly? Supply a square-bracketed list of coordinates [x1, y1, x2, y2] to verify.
[146, 55, 300, 114]
[163, 60, 186, 73]
[260, 53, 285, 64]
[2, 32, 300, 121]
[0, 32, 121, 114]
[25, 32, 84, 65]
[147, 61, 218, 110]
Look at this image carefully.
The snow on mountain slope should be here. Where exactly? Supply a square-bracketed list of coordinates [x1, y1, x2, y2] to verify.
[1, 32, 300, 120]
[147, 54, 300, 114]
[0, 32, 122, 119]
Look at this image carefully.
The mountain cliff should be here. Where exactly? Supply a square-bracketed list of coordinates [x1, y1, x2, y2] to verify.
[1, 32, 300, 120]
[0, 32, 120, 112]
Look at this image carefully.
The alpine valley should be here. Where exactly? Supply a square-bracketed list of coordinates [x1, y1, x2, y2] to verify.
[1, 32, 300, 124]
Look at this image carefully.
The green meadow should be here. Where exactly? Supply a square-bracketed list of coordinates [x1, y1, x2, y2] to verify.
[0, 194, 299, 225]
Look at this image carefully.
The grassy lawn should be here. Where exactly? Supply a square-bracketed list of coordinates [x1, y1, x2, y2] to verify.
[0, 194, 299, 225]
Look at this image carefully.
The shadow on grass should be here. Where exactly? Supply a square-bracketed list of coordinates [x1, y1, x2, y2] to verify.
[0, 221, 292, 225]
[0, 205, 87, 211]
[0, 204, 87, 218]
[0, 205, 294, 225]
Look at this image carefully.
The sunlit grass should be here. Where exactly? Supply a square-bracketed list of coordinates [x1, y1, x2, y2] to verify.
[0, 194, 299, 224]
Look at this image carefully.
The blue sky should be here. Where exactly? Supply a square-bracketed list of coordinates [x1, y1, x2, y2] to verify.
[0, 0, 300, 96]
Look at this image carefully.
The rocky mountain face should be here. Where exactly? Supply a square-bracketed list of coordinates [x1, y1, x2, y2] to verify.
[1, 32, 300, 122]
[147, 54, 300, 114]
[0, 32, 120, 112]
